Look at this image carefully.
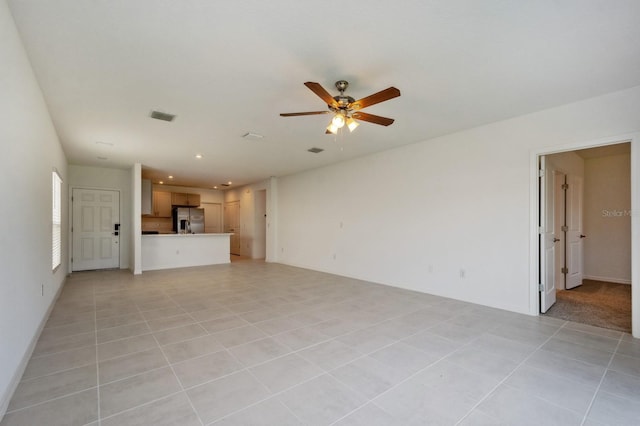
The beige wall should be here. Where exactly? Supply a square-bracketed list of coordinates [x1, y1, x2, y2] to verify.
[584, 153, 632, 283]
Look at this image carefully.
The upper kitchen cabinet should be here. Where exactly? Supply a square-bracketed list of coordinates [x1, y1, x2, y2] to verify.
[171, 192, 200, 207]
[153, 191, 172, 217]
[141, 179, 152, 215]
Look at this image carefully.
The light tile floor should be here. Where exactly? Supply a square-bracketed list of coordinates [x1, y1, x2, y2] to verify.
[2, 261, 639, 425]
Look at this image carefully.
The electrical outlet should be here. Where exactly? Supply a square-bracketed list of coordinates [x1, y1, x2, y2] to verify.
[460, 269, 466, 279]
[332, 253, 336, 260]
[428, 265, 433, 273]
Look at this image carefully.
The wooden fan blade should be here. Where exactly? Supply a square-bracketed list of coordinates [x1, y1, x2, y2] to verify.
[280, 111, 331, 117]
[352, 111, 395, 126]
[350, 87, 400, 110]
[304, 82, 338, 107]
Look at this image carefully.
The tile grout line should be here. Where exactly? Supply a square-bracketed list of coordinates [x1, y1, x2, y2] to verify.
[579, 333, 624, 426]
[216, 342, 309, 425]
[94, 281, 101, 426]
[453, 321, 572, 425]
[4, 386, 99, 416]
[137, 290, 206, 426]
[17, 266, 633, 425]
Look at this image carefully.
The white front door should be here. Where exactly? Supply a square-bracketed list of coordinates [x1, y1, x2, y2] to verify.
[540, 156, 557, 313]
[224, 201, 241, 255]
[72, 188, 120, 271]
[566, 175, 584, 289]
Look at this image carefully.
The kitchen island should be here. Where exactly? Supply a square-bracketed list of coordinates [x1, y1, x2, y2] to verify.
[141, 233, 232, 271]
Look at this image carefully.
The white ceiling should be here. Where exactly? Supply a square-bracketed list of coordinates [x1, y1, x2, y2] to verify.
[8, 0, 640, 189]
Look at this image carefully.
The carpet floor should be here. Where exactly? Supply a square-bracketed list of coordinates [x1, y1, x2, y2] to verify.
[544, 279, 631, 332]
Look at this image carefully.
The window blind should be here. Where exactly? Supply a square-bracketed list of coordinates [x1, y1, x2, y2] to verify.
[52, 171, 62, 270]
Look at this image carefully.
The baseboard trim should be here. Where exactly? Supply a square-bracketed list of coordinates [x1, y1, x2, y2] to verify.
[583, 275, 632, 285]
[0, 277, 66, 421]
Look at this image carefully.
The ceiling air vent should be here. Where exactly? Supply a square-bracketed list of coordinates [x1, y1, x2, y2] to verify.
[150, 110, 176, 122]
[308, 147, 324, 153]
[242, 132, 264, 139]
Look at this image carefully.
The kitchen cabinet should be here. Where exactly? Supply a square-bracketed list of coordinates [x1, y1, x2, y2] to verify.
[141, 179, 152, 215]
[171, 192, 200, 207]
[153, 191, 172, 217]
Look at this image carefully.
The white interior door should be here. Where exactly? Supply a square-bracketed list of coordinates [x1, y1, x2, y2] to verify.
[554, 172, 566, 290]
[202, 202, 222, 233]
[254, 190, 267, 259]
[566, 175, 584, 289]
[224, 201, 241, 255]
[72, 188, 120, 271]
[540, 156, 557, 313]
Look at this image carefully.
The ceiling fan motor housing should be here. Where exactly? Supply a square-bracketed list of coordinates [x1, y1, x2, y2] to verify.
[335, 80, 349, 93]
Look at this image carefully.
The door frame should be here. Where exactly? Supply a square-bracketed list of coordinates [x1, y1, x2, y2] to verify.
[539, 155, 558, 313]
[68, 186, 122, 273]
[529, 133, 639, 337]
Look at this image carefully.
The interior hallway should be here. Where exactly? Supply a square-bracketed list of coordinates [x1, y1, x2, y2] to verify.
[545, 280, 632, 333]
[2, 262, 639, 425]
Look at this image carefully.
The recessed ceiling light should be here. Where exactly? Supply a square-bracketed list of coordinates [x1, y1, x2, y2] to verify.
[97, 156, 108, 160]
[150, 110, 176, 122]
[213, 186, 218, 189]
[307, 147, 324, 153]
[168, 175, 174, 179]
[195, 154, 203, 159]
[227, 181, 232, 185]
[159, 181, 164, 184]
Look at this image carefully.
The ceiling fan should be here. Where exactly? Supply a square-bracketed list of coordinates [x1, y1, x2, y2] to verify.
[280, 80, 401, 134]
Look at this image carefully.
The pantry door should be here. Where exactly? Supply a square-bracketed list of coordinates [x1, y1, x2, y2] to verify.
[72, 188, 120, 271]
[225, 200, 241, 255]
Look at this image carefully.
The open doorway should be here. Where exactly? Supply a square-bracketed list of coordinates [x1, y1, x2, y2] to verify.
[538, 143, 632, 332]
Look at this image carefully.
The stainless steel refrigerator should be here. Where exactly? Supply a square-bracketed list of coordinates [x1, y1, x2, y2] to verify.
[173, 207, 205, 234]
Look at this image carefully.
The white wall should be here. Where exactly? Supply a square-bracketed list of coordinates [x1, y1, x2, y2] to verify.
[132, 164, 142, 274]
[0, 0, 68, 416]
[224, 179, 273, 259]
[584, 153, 632, 283]
[276, 85, 640, 318]
[68, 165, 132, 270]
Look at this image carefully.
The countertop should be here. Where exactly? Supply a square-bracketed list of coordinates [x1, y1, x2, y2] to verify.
[142, 232, 233, 237]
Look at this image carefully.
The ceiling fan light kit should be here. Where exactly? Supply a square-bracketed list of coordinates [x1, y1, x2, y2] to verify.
[281, 80, 400, 134]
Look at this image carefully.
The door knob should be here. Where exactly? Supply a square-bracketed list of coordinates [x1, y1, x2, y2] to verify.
[553, 238, 560, 242]
[580, 234, 586, 238]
